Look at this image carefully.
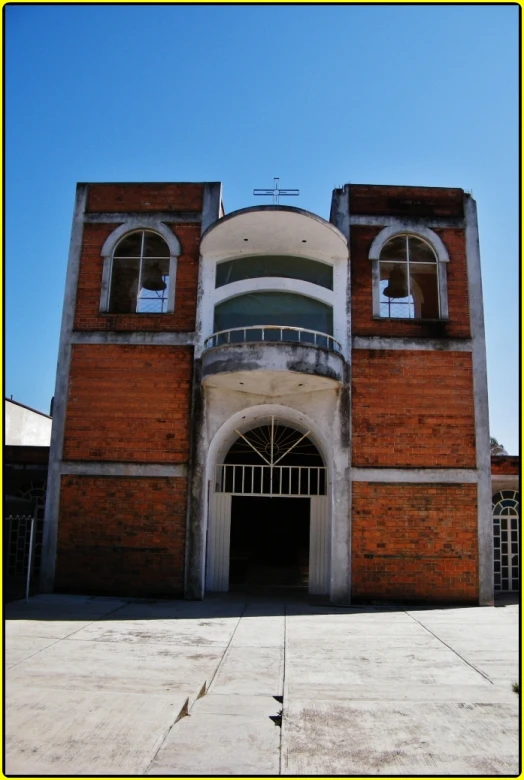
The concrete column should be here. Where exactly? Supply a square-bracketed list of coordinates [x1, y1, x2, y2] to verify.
[40, 184, 87, 591]
[464, 195, 493, 606]
[329, 376, 352, 605]
[329, 184, 352, 604]
[201, 182, 223, 235]
[184, 182, 222, 599]
[184, 361, 208, 600]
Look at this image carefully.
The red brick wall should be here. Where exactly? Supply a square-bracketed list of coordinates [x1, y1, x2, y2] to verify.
[491, 455, 520, 475]
[55, 475, 187, 596]
[352, 482, 478, 602]
[74, 222, 200, 332]
[86, 183, 204, 212]
[63, 344, 193, 463]
[350, 226, 470, 338]
[352, 350, 476, 468]
[349, 185, 464, 218]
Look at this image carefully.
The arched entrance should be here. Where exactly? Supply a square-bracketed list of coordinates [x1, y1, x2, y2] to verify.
[493, 490, 520, 592]
[206, 417, 330, 594]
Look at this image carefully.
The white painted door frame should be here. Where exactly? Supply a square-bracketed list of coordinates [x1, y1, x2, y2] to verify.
[206, 493, 232, 592]
[205, 488, 330, 594]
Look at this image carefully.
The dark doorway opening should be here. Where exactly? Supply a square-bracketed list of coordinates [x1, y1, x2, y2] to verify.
[229, 496, 310, 588]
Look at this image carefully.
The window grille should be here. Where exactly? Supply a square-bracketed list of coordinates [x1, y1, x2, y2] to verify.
[493, 490, 520, 592]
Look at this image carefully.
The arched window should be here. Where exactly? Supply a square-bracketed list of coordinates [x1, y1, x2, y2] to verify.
[99, 223, 180, 314]
[368, 226, 449, 320]
[379, 235, 439, 319]
[492, 490, 520, 592]
[108, 231, 170, 313]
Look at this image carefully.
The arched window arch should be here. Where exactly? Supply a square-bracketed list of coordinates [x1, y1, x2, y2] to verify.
[99, 222, 180, 314]
[369, 226, 449, 320]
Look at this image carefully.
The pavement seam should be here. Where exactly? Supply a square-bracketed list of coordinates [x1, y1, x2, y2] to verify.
[5, 601, 130, 670]
[279, 603, 287, 776]
[142, 603, 247, 776]
[202, 603, 248, 695]
[405, 611, 494, 684]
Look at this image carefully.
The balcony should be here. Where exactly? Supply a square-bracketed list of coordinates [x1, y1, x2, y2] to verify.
[201, 325, 345, 396]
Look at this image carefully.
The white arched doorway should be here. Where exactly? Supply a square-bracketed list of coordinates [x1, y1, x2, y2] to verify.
[205, 411, 331, 595]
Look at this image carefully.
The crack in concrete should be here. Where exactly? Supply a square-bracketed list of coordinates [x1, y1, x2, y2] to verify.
[405, 610, 494, 684]
[142, 603, 247, 775]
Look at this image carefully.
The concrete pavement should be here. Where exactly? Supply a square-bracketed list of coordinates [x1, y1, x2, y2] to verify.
[5, 593, 520, 775]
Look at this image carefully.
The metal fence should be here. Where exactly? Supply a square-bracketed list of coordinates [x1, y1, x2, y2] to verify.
[5, 499, 37, 602]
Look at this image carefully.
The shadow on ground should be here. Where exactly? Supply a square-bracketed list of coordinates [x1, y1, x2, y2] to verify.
[5, 587, 519, 621]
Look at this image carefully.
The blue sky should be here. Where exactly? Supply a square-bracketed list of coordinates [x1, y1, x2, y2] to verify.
[5, 4, 519, 453]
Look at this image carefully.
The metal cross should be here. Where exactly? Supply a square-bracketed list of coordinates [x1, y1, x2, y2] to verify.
[253, 177, 299, 205]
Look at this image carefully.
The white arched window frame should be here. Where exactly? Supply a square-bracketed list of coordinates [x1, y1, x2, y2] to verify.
[99, 219, 181, 314]
[368, 224, 449, 320]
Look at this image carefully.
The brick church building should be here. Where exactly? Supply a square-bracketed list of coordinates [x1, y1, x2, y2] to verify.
[41, 181, 502, 604]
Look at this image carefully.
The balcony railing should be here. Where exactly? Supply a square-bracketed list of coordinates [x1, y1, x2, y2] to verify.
[204, 325, 342, 352]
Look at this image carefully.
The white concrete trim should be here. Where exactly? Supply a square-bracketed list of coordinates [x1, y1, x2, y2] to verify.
[100, 220, 182, 257]
[352, 336, 473, 352]
[438, 256, 449, 319]
[329, 185, 350, 240]
[99, 221, 181, 312]
[465, 195, 494, 605]
[201, 205, 348, 259]
[41, 184, 88, 592]
[71, 332, 196, 345]
[368, 223, 450, 263]
[351, 468, 479, 483]
[208, 406, 331, 481]
[85, 212, 201, 224]
[371, 259, 381, 317]
[350, 215, 464, 229]
[491, 476, 520, 493]
[211, 277, 334, 307]
[60, 462, 187, 477]
[329, 185, 352, 604]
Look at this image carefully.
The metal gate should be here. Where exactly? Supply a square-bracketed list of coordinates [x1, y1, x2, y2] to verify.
[5, 497, 37, 602]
